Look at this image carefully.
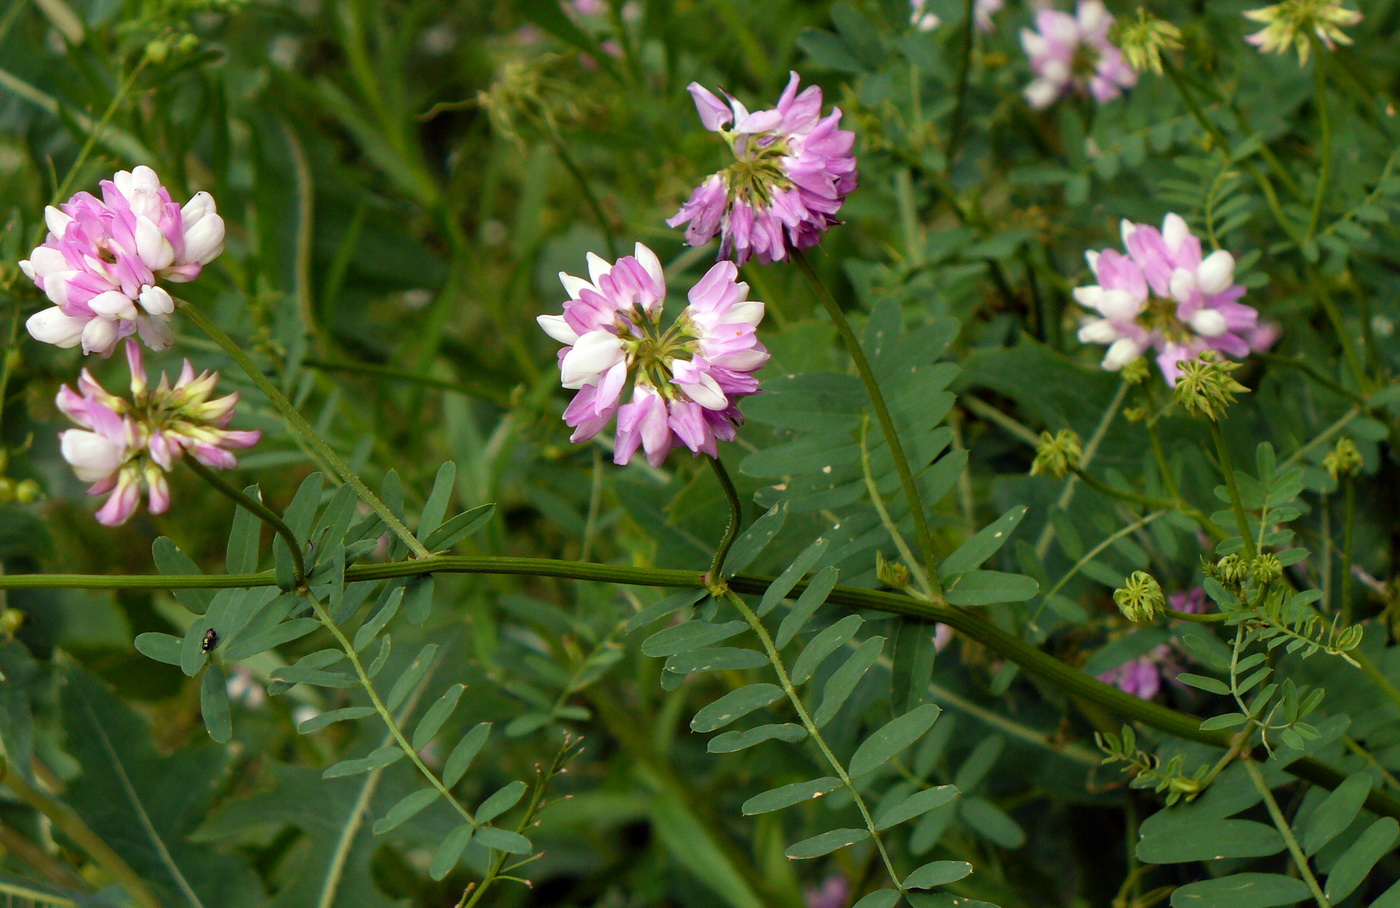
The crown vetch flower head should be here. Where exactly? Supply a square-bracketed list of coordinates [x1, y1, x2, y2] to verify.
[1021, 0, 1137, 109]
[1244, 0, 1361, 64]
[667, 72, 857, 266]
[539, 243, 769, 467]
[57, 340, 259, 525]
[20, 165, 225, 357]
[1073, 213, 1275, 385]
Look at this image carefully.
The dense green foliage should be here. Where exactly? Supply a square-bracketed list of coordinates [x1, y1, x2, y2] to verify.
[0, 0, 1397, 906]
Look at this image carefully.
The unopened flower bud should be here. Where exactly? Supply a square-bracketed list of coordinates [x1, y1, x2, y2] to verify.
[0, 608, 25, 636]
[144, 39, 170, 65]
[1216, 553, 1250, 584]
[1324, 437, 1362, 481]
[876, 551, 911, 591]
[0, 478, 14, 504]
[1120, 357, 1151, 385]
[1114, 571, 1165, 623]
[13, 479, 41, 504]
[1031, 429, 1083, 480]
[1173, 351, 1249, 421]
[1251, 553, 1283, 584]
[1123, 405, 1148, 423]
[1113, 8, 1183, 75]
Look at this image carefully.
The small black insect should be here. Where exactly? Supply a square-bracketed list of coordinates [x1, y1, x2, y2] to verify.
[201, 628, 219, 653]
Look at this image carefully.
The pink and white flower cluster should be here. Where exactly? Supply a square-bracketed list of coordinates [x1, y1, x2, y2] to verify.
[910, 0, 1004, 33]
[538, 243, 769, 467]
[1074, 214, 1276, 384]
[57, 341, 259, 526]
[21, 165, 225, 356]
[1020, 1, 1137, 109]
[667, 72, 857, 265]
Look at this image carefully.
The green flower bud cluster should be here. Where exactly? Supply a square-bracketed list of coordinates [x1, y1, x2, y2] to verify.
[1173, 351, 1249, 421]
[1030, 429, 1083, 480]
[1113, 9, 1184, 75]
[1324, 437, 1362, 481]
[1114, 571, 1165, 623]
[876, 551, 911, 591]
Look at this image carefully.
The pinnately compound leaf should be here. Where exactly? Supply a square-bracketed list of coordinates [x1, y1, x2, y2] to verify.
[875, 785, 959, 830]
[758, 537, 830, 617]
[386, 644, 439, 712]
[1170, 873, 1310, 906]
[690, 684, 784, 733]
[642, 620, 748, 658]
[443, 723, 492, 787]
[1324, 817, 1398, 903]
[428, 824, 475, 880]
[722, 503, 788, 575]
[851, 891, 901, 908]
[296, 706, 377, 734]
[1302, 772, 1371, 856]
[812, 636, 885, 727]
[741, 776, 843, 815]
[789, 614, 863, 685]
[707, 723, 806, 753]
[940, 506, 1027, 575]
[785, 827, 870, 860]
[474, 826, 532, 854]
[775, 566, 839, 649]
[849, 703, 942, 778]
[903, 860, 973, 889]
[476, 780, 528, 825]
[412, 683, 465, 750]
[664, 647, 768, 675]
[372, 788, 439, 835]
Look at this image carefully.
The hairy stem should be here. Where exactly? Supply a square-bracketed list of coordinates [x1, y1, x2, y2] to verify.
[177, 300, 431, 559]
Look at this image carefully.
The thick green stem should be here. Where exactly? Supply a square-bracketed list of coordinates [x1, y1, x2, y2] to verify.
[0, 760, 162, 908]
[792, 250, 940, 594]
[1243, 759, 1332, 908]
[725, 592, 902, 887]
[13, 557, 1400, 821]
[184, 458, 305, 588]
[1211, 422, 1257, 560]
[177, 300, 431, 559]
[706, 456, 743, 585]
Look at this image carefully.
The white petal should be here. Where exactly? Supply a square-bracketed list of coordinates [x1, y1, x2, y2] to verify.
[585, 252, 612, 287]
[1077, 318, 1120, 344]
[559, 272, 592, 299]
[60, 430, 126, 482]
[678, 371, 727, 410]
[81, 318, 119, 355]
[137, 315, 174, 351]
[1102, 336, 1144, 371]
[1162, 213, 1190, 253]
[1119, 219, 1137, 248]
[1024, 79, 1059, 110]
[45, 206, 74, 238]
[1072, 285, 1104, 310]
[26, 308, 87, 348]
[1168, 267, 1196, 303]
[536, 313, 579, 345]
[725, 300, 764, 326]
[180, 214, 225, 265]
[1197, 250, 1236, 295]
[1084, 249, 1100, 271]
[632, 243, 665, 291]
[1189, 308, 1228, 338]
[181, 191, 216, 227]
[1098, 289, 1142, 321]
[139, 285, 174, 316]
[136, 216, 175, 271]
[24, 246, 69, 278]
[88, 290, 138, 319]
[560, 331, 625, 389]
[1020, 29, 1047, 58]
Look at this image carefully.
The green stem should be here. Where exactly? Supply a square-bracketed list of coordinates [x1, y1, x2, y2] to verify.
[12, 557, 1400, 820]
[792, 250, 940, 594]
[1306, 50, 1331, 243]
[1162, 60, 1303, 245]
[184, 458, 305, 588]
[177, 300, 431, 559]
[860, 416, 934, 599]
[1243, 759, 1332, 908]
[706, 456, 743, 586]
[1314, 287, 1368, 393]
[0, 761, 162, 908]
[303, 592, 475, 825]
[1211, 421, 1257, 560]
[1340, 478, 1355, 625]
[945, 0, 977, 170]
[724, 592, 902, 888]
[1033, 380, 1129, 559]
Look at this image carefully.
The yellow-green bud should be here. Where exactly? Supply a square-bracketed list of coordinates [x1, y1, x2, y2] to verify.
[1121, 357, 1151, 385]
[1113, 9, 1184, 75]
[1324, 437, 1362, 481]
[1216, 553, 1250, 584]
[144, 39, 170, 65]
[1173, 352, 1249, 421]
[0, 608, 25, 636]
[0, 478, 14, 505]
[1251, 553, 1283, 584]
[14, 479, 40, 504]
[1123, 405, 1148, 423]
[1114, 571, 1165, 623]
[1031, 429, 1083, 480]
[876, 551, 911, 591]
